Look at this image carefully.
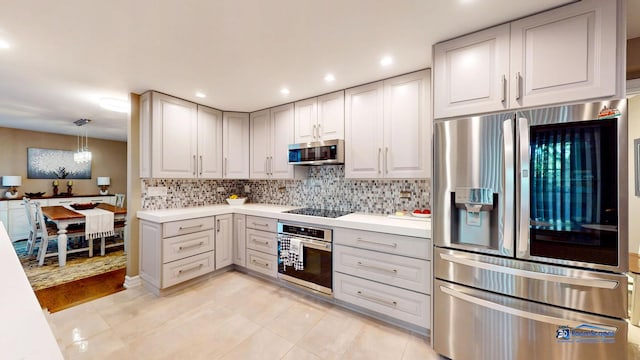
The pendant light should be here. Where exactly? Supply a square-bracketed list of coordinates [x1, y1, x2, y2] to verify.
[74, 118, 92, 163]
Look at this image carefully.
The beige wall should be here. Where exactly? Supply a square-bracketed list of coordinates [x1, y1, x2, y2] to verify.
[629, 95, 640, 254]
[0, 127, 126, 197]
[628, 37, 640, 80]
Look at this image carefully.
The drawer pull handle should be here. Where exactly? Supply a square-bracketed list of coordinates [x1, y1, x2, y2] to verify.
[179, 224, 204, 231]
[252, 239, 270, 245]
[251, 259, 270, 268]
[356, 238, 397, 248]
[252, 222, 269, 227]
[356, 261, 398, 274]
[356, 290, 397, 307]
[178, 241, 205, 251]
[177, 263, 204, 275]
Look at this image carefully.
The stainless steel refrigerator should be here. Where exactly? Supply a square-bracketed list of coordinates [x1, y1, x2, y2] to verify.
[432, 100, 629, 360]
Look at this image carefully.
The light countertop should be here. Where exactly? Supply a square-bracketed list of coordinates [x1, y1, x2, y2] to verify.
[0, 223, 64, 359]
[137, 204, 430, 238]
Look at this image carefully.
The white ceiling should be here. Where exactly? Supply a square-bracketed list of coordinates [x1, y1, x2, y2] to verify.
[0, 0, 637, 142]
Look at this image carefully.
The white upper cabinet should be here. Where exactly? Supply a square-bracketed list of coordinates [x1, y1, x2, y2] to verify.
[294, 98, 318, 143]
[509, 0, 618, 108]
[294, 91, 344, 143]
[345, 70, 431, 179]
[270, 104, 295, 178]
[197, 105, 223, 179]
[433, 24, 510, 118]
[222, 112, 250, 179]
[250, 104, 296, 179]
[383, 71, 431, 178]
[140, 91, 223, 179]
[434, 0, 621, 118]
[249, 109, 270, 179]
[345, 81, 384, 179]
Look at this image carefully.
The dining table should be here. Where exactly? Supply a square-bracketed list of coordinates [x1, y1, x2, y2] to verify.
[41, 203, 127, 266]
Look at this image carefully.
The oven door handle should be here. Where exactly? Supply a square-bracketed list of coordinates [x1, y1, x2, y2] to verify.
[280, 236, 332, 252]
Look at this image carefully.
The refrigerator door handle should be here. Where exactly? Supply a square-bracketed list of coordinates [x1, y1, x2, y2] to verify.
[502, 118, 514, 254]
[439, 252, 620, 289]
[439, 285, 618, 331]
[517, 117, 530, 256]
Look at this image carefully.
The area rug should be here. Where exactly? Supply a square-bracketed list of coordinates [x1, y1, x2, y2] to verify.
[13, 238, 126, 291]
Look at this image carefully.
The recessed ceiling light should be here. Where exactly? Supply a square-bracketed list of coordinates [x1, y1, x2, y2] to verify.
[280, 88, 290, 95]
[100, 98, 130, 113]
[195, 92, 206, 98]
[380, 56, 393, 67]
[324, 74, 335, 83]
[0, 40, 10, 49]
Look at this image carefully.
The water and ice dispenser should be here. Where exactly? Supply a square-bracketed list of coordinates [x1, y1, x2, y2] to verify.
[451, 187, 499, 249]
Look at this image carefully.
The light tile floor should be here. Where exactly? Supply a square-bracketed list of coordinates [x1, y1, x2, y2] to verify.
[46, 271, 439, 360]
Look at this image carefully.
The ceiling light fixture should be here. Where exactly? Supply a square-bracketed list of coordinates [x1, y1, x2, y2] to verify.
[324, 74, 336, 83]
[0, 40, 10, 49]
[380, 56, 393, 67]
[73, 119, 92, 163]
[195, 92, 206, 98]
[280, 88, 290, 95]
[99, 98, 129, 113]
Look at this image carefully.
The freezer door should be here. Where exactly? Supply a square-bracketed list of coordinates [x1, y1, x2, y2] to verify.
[433, 113, 515, 256]
[434, 280, 628, 360]
[435, 247, 627, 319]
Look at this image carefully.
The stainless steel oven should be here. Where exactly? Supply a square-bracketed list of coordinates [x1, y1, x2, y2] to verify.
[277, 222, 333, 295]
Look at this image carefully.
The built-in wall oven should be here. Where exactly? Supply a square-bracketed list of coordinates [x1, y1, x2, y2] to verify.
[277, 222, 333, 295]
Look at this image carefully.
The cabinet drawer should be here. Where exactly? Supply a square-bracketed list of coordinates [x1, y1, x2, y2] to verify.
[334, 228, 430, 260]
[163, 216, 214, 237]
[246, 228, 277, 255]
[334, 244, 430, 294]
[333, 272, 430, 328]
[162, 251, 215, 288]
[48, 198, 75, 206]
[246, 249, 277, 278]
[246, 216, 277, 232]
[162, 229, 215, 263]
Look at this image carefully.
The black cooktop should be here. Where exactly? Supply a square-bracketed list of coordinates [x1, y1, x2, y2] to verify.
[284, 207, 352, 218]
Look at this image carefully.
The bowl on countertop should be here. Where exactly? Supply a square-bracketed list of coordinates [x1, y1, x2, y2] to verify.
[70, 203, 98, 210]
[25, 192, 46, 198]
[226, 197, 247, 205]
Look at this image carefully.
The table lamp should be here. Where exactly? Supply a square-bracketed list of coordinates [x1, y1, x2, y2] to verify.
[3, 176, 22, 199]
[97, 176, 110, 195]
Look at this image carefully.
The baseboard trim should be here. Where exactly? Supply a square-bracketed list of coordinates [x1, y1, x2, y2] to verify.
[124, 275, 142, 289]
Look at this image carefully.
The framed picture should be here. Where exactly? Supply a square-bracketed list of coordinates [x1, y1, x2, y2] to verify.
[636, 139, 640, 197]
[27, 148, 92, 179]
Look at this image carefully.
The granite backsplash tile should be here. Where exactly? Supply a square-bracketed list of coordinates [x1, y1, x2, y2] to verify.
[141, 166, 430, 215]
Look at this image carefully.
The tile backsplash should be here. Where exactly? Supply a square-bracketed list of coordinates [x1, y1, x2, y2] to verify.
[141, 166, 430, 215]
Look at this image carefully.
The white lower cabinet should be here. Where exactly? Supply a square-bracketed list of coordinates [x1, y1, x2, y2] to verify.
[333, 244, 430, 294]
[215, 214, 233, 269]
[333, 228, 431, 329]
[333, 272, 430, 328]
[139, 216, 216, 293]
[246, 248, 278, 278]
[244, 216, 278, 278]
[233, 214, 246, 267]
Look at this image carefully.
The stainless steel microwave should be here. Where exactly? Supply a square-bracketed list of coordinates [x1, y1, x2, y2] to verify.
[288, 139, 344, 165]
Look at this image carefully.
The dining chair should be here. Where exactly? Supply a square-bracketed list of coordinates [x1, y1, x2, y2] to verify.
[34, 202, 87, 266]
[115, 193, 125, 208]
[22, 197, 40, 256]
